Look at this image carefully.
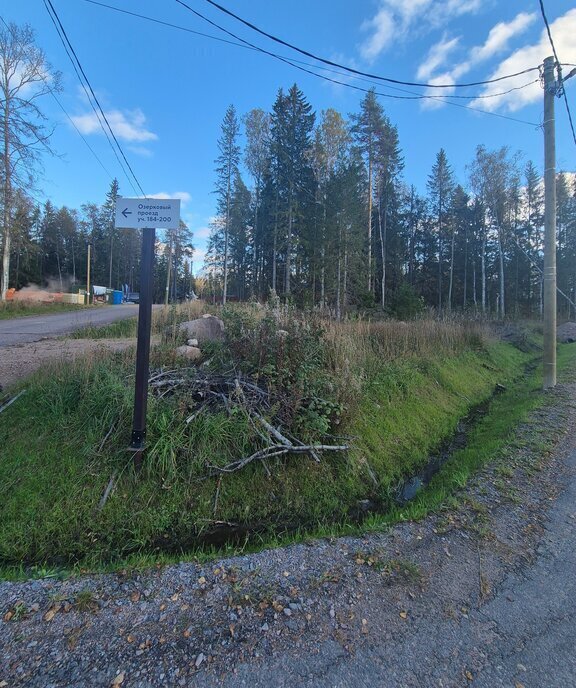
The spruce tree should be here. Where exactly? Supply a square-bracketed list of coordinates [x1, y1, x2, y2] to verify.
[214, 105, 240, 304]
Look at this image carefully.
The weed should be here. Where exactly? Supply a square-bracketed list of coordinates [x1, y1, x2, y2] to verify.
[11, 602, 28, 621]
[74, 589, 99, 612]
[375, 558, 422, 584]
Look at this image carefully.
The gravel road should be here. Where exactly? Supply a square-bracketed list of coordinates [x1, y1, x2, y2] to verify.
[1, 381, 575, 688]
[0, 304, 139, 347]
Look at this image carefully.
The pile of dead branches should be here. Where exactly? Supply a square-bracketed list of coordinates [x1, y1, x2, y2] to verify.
[148, 367, 348, 474]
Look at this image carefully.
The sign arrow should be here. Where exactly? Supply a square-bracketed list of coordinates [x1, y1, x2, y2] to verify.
[122, 207, 132, 218]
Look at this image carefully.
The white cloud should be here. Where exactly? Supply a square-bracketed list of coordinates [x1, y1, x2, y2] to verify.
[147, 191, 191, 205]
[127, 145, 153, 158]
[418, 11, 537, 109]
[194, 226, 212, 240]
[470, 8, 576, 112]
[360, 0, 481, 61]
[417, 35, 460, 80]
[71, 108, 157, 142]
[360, 7, 396, 62]
[469, 12, 536, 64]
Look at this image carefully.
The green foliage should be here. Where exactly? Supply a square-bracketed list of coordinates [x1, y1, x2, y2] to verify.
[0, 311, 563, 575]
[387, 283, 425, 319]
[0, 301, 87, 319]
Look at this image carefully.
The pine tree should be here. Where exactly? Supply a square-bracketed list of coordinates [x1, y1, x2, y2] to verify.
[350, 89, 386, 295]
[102, 178, 120, 289]
[214, 105, 240, 304]
[374, 114, 403, 309]
[427, 149, 455, 313]
[244, 109, 270, 296]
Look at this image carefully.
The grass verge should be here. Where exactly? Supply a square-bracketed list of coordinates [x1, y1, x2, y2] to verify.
[0, 301, 88, 319]
[0, 310, 569, 580]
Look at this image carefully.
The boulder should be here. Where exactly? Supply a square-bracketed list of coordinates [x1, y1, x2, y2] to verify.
[175, 345, 202, 361]
[557, 322, 576, 343]
[168, 315, 225, 344]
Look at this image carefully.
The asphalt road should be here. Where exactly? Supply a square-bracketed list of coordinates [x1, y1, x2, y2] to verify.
[0, 304, 139, 346]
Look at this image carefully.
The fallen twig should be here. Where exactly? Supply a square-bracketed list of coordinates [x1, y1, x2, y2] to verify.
[98, 472, 117, 512]
[97, 419, 118, 453]
[250, 411, 293, 447]
[208, 443, 349, 474]
[0, 389, 26, 415]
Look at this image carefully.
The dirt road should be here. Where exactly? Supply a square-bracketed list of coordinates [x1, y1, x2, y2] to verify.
[1, 378, 575, 686]
[0, 304, 139, 347]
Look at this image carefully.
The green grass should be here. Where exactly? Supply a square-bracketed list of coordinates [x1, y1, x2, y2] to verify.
[0, 301, 88, 319]
[69, 317, 138, 339]
[1, 312, 572, 580]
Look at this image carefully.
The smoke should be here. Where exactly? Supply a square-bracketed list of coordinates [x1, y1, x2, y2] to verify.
[11, 276, 76, 302]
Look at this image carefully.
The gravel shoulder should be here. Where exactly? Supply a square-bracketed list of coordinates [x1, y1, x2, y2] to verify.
[2, 380, 576, 687]
[0, 338, 138, 389]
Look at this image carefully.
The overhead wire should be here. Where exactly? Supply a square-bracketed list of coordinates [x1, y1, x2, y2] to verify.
[83, 0, 535, 103]
[200, 0, 540, 89]
[44, 0, 147, 195]
[172, 0, 539, 126]
[79, 0, 539, 126]
[43, 1, 137, 192]
[539, 0, 576, 147]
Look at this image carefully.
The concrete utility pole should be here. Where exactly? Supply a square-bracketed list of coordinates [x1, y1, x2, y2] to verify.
[543, 56, 557, 390]
[86, 241, 92, 306]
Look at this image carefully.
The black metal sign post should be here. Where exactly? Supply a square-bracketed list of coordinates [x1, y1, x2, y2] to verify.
[130, 226, 155, 466]
[115, 196, 180, 468]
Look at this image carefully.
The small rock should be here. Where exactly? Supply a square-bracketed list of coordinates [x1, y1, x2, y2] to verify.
[261, 623, 269, 632]
[283, 608, 292, 617]
[195, 653, 206, 668]
[175, 345, 201, 361]
[187, 338, 199, 347]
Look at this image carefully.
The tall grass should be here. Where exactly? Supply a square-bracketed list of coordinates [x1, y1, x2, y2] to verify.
[0, 305, 539, 571]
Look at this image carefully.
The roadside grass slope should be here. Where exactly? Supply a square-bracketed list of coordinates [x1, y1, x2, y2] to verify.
[0, 306, 560, 575]
[0, 301, 88, 320]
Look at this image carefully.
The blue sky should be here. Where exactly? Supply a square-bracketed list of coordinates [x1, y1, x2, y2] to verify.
[5, 0, 576, 271]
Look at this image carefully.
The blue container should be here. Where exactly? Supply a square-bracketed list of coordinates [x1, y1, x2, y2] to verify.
[112, 290, 123, 305]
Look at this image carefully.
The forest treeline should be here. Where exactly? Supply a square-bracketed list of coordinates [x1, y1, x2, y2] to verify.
[206, 85, 576, 318]
[3, 81, 576, 316]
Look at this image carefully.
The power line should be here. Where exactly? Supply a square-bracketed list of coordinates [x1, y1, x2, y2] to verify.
[80, 0, 538, 126]
[539, 0, 576, 147]
[43, 1, 137, 192]
[173, 0, 539, 126]
[50, 91, 115, 180]
[199, 0, 540, 89]
[85, 0, 538, 104]
[84, 0, 531, 102]
[44, 0, 147, 195]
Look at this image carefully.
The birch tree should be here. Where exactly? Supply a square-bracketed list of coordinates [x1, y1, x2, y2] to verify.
[0, 22, 60, 299]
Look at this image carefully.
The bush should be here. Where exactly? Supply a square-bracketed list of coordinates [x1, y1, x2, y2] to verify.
[387, 284, 425, 320]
